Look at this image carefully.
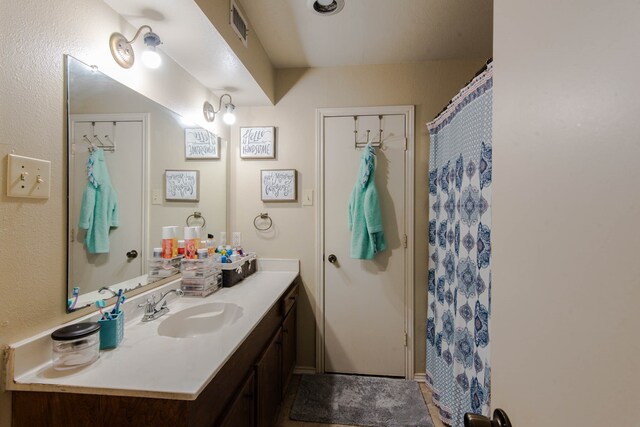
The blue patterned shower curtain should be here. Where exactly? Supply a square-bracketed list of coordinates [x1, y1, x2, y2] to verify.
[426, 63, 492, 427]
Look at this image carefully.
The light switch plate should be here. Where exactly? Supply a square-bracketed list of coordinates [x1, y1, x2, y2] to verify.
[302, 189, 313, 206]
[7, 154, 51, 199]
[151, 189, 162, 205]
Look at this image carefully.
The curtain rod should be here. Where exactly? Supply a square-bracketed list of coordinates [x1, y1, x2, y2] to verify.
[432, 57, 493, 121]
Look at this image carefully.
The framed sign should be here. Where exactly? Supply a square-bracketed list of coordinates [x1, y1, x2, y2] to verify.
[185, 128, 220, 159]
[165, 170, 199, 202]
[240, 126, 275, 159]
[261, 169, 297, 202]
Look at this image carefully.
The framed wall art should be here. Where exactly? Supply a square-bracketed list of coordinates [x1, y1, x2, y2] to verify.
[240, 126, 275, 159]
[185, 128, 220, 159]
[261, 169, 297, 202]
[165, 170, 199, 202]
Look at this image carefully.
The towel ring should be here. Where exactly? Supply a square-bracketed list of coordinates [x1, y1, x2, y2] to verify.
[253, 213, 273, 231]
[186, 211, 206, 228]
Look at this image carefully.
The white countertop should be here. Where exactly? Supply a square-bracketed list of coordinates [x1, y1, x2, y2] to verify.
[7, 259, 299, 400]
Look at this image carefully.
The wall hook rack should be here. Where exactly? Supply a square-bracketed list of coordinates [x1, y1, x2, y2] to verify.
[353, 115, 385, 150]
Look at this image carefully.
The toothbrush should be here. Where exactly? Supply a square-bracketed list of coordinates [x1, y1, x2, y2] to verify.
[116, 295, 127, 313]
[68, 287, 80, 310]
[111, 289, 124, 315]
[95, 300, 108, 320]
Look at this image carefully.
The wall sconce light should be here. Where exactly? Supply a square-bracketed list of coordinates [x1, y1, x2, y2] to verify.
[203, 94, 236, 125]
[109, 25, 162, 69]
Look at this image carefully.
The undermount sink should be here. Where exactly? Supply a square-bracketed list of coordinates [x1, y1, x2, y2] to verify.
[157, 302, 243, 339]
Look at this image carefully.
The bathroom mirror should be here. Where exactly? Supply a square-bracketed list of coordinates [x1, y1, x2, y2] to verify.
[66, 55, 227, 312]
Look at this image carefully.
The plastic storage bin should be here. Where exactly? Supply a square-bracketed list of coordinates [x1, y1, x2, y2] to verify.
[180, 258, 222, 297]
[148, 257, 181, 280]
[51, 322, 101, 370]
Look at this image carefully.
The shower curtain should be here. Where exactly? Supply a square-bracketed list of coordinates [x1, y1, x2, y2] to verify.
[426, 63, 492, 427]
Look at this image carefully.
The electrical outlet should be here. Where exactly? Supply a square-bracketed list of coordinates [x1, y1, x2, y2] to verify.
[302, 189, 313, 206]
[7, 154, 51, 198]
[232, 232, 242, 246]
[151, 189, 162, 205]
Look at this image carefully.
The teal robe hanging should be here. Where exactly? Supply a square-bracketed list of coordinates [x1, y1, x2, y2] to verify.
[78, 149, 119, 253]
[348, 143, 386, 259]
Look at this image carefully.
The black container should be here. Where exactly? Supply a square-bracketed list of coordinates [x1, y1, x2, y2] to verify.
[222, 263, 245, 287]
[244, 256, 257, 278]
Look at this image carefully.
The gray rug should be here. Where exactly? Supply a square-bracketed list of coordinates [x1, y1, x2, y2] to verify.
[290, 374, 434, 427]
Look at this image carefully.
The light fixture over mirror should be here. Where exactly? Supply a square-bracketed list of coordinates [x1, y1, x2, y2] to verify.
[109, 25, 162, 69]
[203, 94, 236, 125]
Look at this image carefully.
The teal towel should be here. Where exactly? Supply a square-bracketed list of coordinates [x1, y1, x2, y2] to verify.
[78, 149, 119, 253]
[348, 144, 386, 259]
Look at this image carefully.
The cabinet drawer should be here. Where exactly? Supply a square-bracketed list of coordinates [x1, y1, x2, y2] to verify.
[281, 283, 298, 316]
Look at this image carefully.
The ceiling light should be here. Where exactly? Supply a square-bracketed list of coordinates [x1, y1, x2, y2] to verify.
[308, 0, 345, 16]
[203, 94, 236, 125]
[109, 25, 163, 69]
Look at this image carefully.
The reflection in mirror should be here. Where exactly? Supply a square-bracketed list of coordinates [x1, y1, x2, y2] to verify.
[66, 56, 227, 312]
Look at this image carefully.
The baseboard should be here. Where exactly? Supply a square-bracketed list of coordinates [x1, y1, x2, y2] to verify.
[413, 373, 426, 382]
[293, 366, 316, 375]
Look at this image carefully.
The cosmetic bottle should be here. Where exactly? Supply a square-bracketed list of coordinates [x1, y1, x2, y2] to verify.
[162, 226, 178, 259]
[207, 234, 216, 257]
[184, 227, 199, 259]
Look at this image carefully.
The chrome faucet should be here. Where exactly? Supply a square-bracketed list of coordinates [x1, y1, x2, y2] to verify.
[138, 289, 184, 322]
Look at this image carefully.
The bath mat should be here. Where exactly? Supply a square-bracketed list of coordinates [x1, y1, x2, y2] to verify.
[290, 374, 433, 427]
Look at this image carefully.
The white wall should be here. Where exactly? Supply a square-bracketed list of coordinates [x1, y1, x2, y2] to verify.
[0, 1, 228, 425]
[492, 0, 640, 425]
[229, 61, 485, 372]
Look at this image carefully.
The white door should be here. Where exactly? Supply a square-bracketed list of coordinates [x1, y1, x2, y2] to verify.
[69, 118, 145, 294]
[323, 112, 409, 377]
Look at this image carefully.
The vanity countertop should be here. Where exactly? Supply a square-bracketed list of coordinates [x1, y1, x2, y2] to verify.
[6, 259, 299, 400]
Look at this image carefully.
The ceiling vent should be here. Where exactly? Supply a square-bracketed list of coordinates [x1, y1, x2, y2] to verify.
[308, 0, 345, 16]
[230, 0, 248, 47]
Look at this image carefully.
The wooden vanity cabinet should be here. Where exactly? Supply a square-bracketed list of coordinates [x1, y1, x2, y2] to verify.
[281, 294, 297, 396]
[12, 280, 299, 427]
[256, 328, 283, 427]
[219, 371, 255, 427]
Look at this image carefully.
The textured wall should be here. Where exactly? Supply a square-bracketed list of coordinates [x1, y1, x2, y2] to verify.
[0, 1, 227, 425]
[492, 0, 640, 425]
[229, 60, 485, 372]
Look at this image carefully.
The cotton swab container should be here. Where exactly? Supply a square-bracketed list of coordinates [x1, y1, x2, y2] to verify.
[51, 322, 100, 370]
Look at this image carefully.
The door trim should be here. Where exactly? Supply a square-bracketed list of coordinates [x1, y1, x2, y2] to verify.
[315, 105, 415, 378]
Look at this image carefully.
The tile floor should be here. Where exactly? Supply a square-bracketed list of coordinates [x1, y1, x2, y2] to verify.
[275, 375, 446, 427]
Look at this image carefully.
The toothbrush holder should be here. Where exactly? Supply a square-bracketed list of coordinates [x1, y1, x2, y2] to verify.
[98, 311, 124, 350]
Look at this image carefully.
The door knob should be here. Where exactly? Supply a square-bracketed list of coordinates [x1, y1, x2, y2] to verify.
[464, 409, 512, 427]
[328, 254, 337, 263]
[126, 250, 138, 260]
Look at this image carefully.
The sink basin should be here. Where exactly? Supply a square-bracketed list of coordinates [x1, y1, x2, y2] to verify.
[157, 302, 243, 338]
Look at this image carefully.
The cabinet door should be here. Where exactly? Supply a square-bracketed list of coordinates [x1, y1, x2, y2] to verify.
[219, 371, 256, 427]
[256, 328, 282, 427]
[281, 304, 297, 396]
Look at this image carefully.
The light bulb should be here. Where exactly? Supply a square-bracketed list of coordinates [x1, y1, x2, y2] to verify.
[141, 47, 161, 69]
[223, 111, 236, 125]
[223, 104, 236, 125]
